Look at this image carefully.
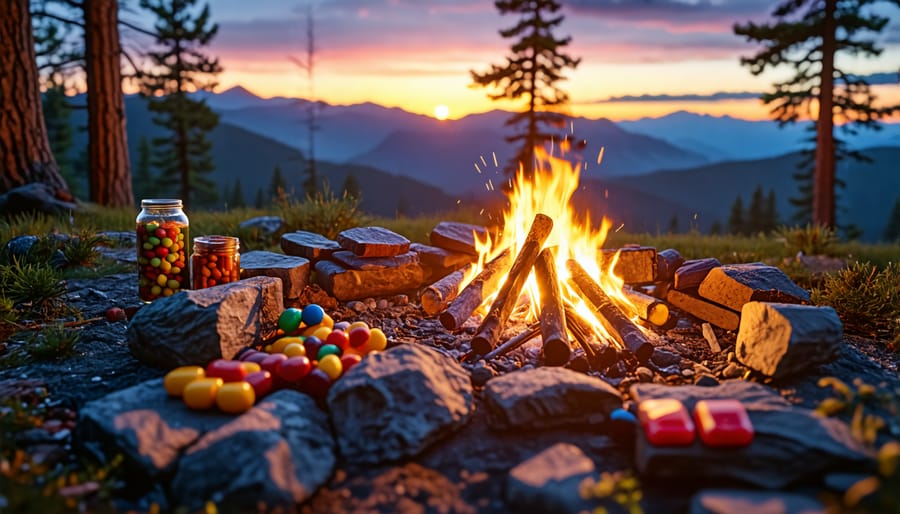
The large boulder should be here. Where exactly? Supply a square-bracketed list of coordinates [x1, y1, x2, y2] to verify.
[0, 182, 76, 218]
[78, 380, 335, 513]
[484, 367, 622, 431]
[631, 380, 874, 488]
[127, 276, 283, 369]
[506, 443, 598, 514]
[239, 250, 310, 301]
[327, 344, 473, 464]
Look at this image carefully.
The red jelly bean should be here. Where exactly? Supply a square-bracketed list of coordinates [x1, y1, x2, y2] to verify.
[302, 368, 332, 400]
[637, 398, 696, 447]
[278, 356, 312, 382]
[245, 371, 273, 398]
[205, 359, 248, 382]
[340, 353, 362, 374]
[348, 327, 370, 348]
[693, 399, 754, 447]
[326, 330, 349, 351]
[260, 353, 288, 375]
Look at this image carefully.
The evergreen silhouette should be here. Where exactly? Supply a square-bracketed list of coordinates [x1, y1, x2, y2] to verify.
[139, 0, 222, 210]
[709, 221, 723, 235]
[763, 189, 779, 232]
[132, 136, 156, 203]
[728, 196, 746, 235]
[668, 215, 679, 234]
[471, 0, 580, 180]
[735, 0, 898, 228]
[254, 188, 265, 209]
[342, 172, 361, 200]
[884, 197, 900, 242]
[746, 186, 767, 234]
[229, 178, 246, 208]
[270, 165, 288, 200]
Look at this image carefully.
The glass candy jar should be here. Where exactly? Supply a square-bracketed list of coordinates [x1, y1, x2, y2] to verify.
[192, 236, 240, 290]
[136, 199, 189, 302]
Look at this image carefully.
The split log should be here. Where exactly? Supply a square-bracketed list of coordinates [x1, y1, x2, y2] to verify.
[471, 214, 554, 355]
[482, 323, 541, 361]
[564, 306, 617, 370]
[622, 287, 670, 327]
[439, 249, 512, 331]
[421, 264, 474, 316]
[666, 289, 740, 331]
[566, 259, 654, 364]
[534, 248, 570, 366]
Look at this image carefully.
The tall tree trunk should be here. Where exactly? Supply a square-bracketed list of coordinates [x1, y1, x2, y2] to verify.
[814, 0, 837, 228]
[84, 0, 133, 207]
[0, 0, 69, 195]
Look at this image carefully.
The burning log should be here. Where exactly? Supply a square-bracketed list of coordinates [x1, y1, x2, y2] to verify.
[482, 323, 542, 361]
[471, 214, 554, 356]
[439, 249, 512, 331]
[564, 306, 617, 370]
[622, 287, 670, 327]
[567, 259, 655, 364]
[421, 264, 474, 315]
[534, 248, 570, 366]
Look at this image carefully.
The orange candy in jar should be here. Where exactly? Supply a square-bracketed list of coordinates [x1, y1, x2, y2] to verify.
[192, 235, 240, 290]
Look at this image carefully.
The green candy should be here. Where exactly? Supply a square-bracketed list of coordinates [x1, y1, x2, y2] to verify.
[317, 344, 341, 360]
[143, 242, 153, 250]
[148, 236, 161, 245]
[150, 257, 161, 267]
[278, 308, 304, 333]
[145, 223, 159, 232]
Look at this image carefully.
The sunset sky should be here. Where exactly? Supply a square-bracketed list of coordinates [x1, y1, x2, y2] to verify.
[190, 0, 900, 121]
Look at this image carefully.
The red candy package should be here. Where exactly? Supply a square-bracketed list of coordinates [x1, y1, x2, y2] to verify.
[693, 399, 754, 447]
[637, 398, 696, 446]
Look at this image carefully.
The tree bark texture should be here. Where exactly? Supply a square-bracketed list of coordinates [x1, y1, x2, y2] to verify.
[813, 0, 837, 228]
[84, 0, 133, 207]
[0, 0, 69, 195]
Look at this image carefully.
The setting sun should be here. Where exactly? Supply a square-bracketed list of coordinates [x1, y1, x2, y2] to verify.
[433, 104, 450, 120]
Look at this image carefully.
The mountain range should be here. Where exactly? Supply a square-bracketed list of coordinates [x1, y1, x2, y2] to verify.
[62, 87, 900, 240]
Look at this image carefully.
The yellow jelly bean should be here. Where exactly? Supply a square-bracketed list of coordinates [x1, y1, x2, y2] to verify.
[183, 378, 223, 410]
[216, 382, 255, 414]
[283, 343, 306, 357]
[364, 328, 387, 353]
[312, 326, 332, 341]
[348, 321, 369, 332]
[240, 361, 261, 374]
[270, 336, 304, 354]
[321, 313, 334, 329]
[164, 366, 205, 397]
[318, 354, 343, 380]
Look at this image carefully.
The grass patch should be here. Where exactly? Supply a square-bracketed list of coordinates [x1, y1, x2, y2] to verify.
[813, 262, 900, 343]
[278, 185, 372, 240]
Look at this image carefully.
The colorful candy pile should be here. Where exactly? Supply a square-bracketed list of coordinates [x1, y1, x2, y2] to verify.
[137, 222, 188, 302]
[163, 304, 387, 413]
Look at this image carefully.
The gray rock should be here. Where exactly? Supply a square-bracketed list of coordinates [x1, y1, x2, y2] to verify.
[331, 249, 419, 270]
[470, 362, 496, 387]
[484, 367, 622, 431]
[651, 349, 681, 368]
[0, 182, 76, 218]
[238, 216, 284, 236]
[689, 489, 825, 514]
[327, 344, 473, 464]
[429, 221, 488, 255]
[698, 263, 811, 312]
[336, 226, 410, 257]
[721, 362, 746, 379]
[507, 443, 597, 514]
[280, 231, 341, 262]
[3, 235, 39, 260]
[127, 276, 283, 368]
[674, 258, 721, 291]
[635, 366, 654, 383]
[736, 302, 843, 378]
[99, 231, 137, 247]
[410, 242, 472, 282]
[78, 380, 335, 512]
[695, 374, 720, 387]
[631, 381, 874, 488]
[315, 259, 424, 301]
[239, 250, 310, 300]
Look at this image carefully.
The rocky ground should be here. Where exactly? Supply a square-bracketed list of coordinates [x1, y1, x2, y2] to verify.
[1, 259, 899, 514]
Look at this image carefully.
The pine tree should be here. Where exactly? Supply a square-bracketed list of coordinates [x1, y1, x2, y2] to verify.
[132, 136, 156, 203]
[735, 0, 898, 229]
[709, 221, 723, 235]
[746, 186, 766, 234]
[139, 0, 222, 210]
[270, 165, 288, 200]
[229, 178, 246, 208]
[342, 172, 361, 199]
[883, 197, 900, 242]
[728, 196, 746, 235]
[668, 215, 679, 234]
[763, 189, 779, 233]
[254, 187, 265, 209]
[471, 0, 580, 180]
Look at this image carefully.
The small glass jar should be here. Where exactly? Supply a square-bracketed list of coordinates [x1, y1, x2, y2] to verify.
[136, 199, 190, 302]
[192, 236, 241, 290]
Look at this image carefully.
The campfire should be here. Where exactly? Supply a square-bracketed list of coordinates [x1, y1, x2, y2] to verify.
[423, 145, 655, 369]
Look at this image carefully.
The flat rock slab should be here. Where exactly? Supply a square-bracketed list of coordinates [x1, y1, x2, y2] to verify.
[507, 443, 597, 514]
[484, 367, 622, 431]
[689, 489, 826, 514]
[667, 289, 740, 331]
[127, 276, 283, 369]
[315, 260, 424, 301]
[675, 258, 721, 291]
[336, 226, 410, 257]
[698, 263, 811, 312]
[327, 344, 474, 464]
[280, 231, 341, 262]
[411, 242, 473, 282]
[331, 250, 419, 270]
[631, 380, 873, 489]
[429, 221, 488, 255]
[601, 246, 657, 284]
[78, 380, 335, 512]
[736, 302, 843, 378]
[240, 250, 310, 300]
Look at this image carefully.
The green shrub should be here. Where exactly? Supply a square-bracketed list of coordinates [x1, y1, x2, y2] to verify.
[26, 324, 81, 361]
[774, 224, 838, 256]
[279, 184, 371, 240]
[2, 260, 67, 318]
[61, 230, 109, 268]
[813, 261, 900, 341]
